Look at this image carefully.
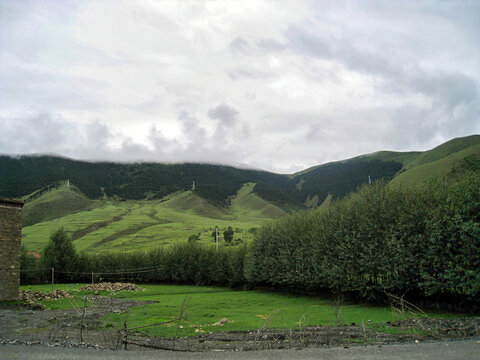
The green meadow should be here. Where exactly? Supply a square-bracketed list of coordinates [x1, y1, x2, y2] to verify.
[20, 284, 461, 338]
[21, 183, 285, 254]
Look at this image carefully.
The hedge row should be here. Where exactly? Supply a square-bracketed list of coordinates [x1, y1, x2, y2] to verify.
[21, 242, 247, 288]
[246, 172, 480, 304]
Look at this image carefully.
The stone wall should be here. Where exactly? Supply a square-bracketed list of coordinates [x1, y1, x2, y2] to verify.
[0, 199, 24, 301]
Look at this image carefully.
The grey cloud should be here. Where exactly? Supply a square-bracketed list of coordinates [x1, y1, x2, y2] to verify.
[259, 112, 332, 135]
[227, 67, 271, 81]
[0, 112, 78, 154]
[285, 24, 333, 59]
[281, 20, 480, 146]
[77, 44, 136, 67]
[229, 37, 251, 55]
[178, 111, 208, 146]
[257, 38, 286, 51]
[116, 139, 153, 162]
[383, 105, 442, 149]
[129, 95, 164, 113]
[145, 111, 251, 166]
[283, 23, 398, 78]
[408, 72, 478, 108]
[131, 6, 179, 32]
[207, 103, 239, 126]
[85, 121, 111, 149]
[0, 59, 106, 111]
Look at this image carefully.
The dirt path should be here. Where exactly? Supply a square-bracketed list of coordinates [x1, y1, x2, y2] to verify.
[1, 338, 480, 360]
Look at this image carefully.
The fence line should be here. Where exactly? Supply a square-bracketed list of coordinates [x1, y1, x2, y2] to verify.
[19, 264, 166, 276]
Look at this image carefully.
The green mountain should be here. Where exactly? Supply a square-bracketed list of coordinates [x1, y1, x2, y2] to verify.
[2, 134, 480, 253]
[0, 156, 287, 205]
[0, 154, 402, 210]
[288, 158, 403, 207]
[2, 135, 480, 210]
[288, 134, 480, 206]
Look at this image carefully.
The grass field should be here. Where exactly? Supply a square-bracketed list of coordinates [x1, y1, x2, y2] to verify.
[20, 284, 461, 338]
[21, 184, 284, 254]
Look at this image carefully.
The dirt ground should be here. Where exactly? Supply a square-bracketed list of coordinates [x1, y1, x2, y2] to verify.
[1, 296, 479, 352]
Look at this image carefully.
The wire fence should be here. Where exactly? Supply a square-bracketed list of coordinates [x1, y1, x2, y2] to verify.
[18, 264, 171, 287]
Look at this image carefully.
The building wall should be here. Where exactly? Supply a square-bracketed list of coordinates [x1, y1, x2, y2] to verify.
[0, 203, 23, 301]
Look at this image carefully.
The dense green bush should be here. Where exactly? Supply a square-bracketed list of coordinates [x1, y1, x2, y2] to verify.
[246, 172, 480, 304]
[21, 239, 248, 287]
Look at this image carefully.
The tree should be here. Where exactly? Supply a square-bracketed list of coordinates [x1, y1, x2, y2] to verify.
[20, 245, 38, 284]
[41, 228, 78, 282]
[223, 226, 234, 243]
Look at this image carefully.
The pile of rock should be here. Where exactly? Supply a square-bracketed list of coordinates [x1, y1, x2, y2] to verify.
[78, 282, 143, 292]
[19, 290, 72, 303]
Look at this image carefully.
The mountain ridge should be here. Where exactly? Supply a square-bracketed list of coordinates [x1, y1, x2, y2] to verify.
[1, 134, 479, 211]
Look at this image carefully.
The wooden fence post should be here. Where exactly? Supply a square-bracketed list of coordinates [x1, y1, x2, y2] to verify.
[80, 297, 87, 342]
[123, 321, 128, 350]
[362, 320, 367, 343]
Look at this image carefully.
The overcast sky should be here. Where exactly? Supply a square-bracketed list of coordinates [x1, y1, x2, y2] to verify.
[1, 0, 479, 173]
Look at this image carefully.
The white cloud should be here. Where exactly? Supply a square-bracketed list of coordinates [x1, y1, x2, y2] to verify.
[1, 0, 479, 173]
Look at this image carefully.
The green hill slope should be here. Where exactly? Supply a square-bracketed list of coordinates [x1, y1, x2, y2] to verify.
[21, 184, 98, 227]
[231, 183, 286, 220]
[404, 134, 480, 169]
[21, 183, 286, 254]
[361, 151, 421, 166]
[162, 191, 227, 219]
[289, 158, 403, 207]
[390, 143, 480, 186]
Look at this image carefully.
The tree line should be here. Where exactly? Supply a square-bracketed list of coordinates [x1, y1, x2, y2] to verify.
[247, 171, 480, 307]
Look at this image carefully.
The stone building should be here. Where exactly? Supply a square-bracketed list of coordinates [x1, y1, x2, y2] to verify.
[0, 198, 24, 301]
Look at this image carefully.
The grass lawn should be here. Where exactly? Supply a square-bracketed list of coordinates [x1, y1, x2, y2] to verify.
[20, 284, 462, 338]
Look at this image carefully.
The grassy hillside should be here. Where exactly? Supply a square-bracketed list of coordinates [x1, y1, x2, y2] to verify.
[231, 183, 286, 220]
[390, 143, 480, 186]
[361, 150, 421, 166]
[289, 158, 403, 207]
[404, 135, 480, 169]
[0, 155, 291, 206]
[21, 184, 97, 227]
[21, 183, 285, 254]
